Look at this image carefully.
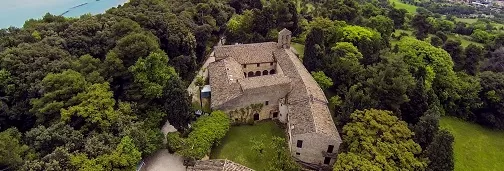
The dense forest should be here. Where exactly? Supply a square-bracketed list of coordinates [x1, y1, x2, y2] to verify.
[1, 0, 503, 170]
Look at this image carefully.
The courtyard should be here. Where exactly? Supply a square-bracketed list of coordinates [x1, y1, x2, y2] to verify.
[210, 121, 286, 171]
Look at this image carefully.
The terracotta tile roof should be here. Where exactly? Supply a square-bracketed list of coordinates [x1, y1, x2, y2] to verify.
[187, 159, 254, 171]
[275, 49, 340, 139]
[214, 42, 277, 64]
[208, 58, 243, 108]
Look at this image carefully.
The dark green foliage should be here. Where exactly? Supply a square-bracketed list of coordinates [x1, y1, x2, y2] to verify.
[388, 8, 407, 28]
[0, 0, 232, 169]
[0, 128, 28, 170]
[483, 47, 504, 72]
[412, 14, 432, 40]
[303, 27, 325, 71]
[464, 44, 483, 75]
[477, 71, 504, 129]
[163, 77, 194, 131]
[430, 36, 443, 47]
[413, 113, 440, 149]
[424, 130, 454, 171]
[443, 39, 464, 71]
[435, 31, 448, 42]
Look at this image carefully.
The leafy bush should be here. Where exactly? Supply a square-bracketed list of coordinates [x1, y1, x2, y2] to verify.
[166, 132, 185, 153]
[177, 111, 230, 161]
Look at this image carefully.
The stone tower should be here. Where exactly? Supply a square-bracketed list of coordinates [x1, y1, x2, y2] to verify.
[278, 28, 291, 49]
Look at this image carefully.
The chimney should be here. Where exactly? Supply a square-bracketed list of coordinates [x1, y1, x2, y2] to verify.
[278, 28, 292, 49]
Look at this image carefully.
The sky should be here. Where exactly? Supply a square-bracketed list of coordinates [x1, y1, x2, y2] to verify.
[0, 0, 127, 28]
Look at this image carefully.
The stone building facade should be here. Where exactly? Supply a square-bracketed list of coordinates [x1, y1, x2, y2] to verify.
[207, 29, 342, 167]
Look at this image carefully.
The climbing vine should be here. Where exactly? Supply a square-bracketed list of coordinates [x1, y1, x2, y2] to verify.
[228, 103, 264, 124]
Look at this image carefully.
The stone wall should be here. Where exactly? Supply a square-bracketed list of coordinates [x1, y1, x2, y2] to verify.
[290, 132, 340, 166]
[219, 87, 289, 122]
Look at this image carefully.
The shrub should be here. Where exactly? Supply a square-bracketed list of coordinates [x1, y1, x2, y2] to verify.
[166, 132, 185, 153]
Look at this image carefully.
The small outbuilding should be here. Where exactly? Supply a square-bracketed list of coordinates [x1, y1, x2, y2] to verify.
[201, 85, 211, 98]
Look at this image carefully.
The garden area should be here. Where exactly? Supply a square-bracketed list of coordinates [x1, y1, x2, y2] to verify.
[210, 121, 287, 170]
[440, 117, 504, 171]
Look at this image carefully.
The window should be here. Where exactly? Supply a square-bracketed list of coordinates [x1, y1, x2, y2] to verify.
[270, 62, 273, 66]
[263, 70, 269, 75]
[255, 71, 261, 76]
[273, 112, 278, 118]
[257, 63, 260, 67]
[296, 140, 303, 148]
[296, 152, 300, 155]
[327, 145, 334, 153]
[265, 101, 269, 105]
[244, 72, 247, 78]
[248, 72, 254, 77]
[243, 64, 246, 68]
[323, 157, 331, 165]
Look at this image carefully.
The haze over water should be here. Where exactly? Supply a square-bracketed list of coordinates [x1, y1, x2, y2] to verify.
[0, 0, 127, 29]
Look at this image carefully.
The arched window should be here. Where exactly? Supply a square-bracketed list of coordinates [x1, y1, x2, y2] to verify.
[248, 72, 254, 77]
[263, 70, 269, 75]
[255, 71, 261, 76]
[244, 72, 247, 78]
[270, 69, 276, 74]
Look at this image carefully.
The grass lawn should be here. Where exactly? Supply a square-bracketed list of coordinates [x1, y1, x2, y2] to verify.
[455, 18, 478, 24]
[291, 42, 305, 59]
[440, 117, 504, 171]
[389, 0, 417, 13]
[446, 34, 483, 47]
[210, 121, 286, 171]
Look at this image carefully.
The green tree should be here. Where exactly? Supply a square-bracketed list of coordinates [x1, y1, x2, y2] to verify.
[365, 54, 415, 114]
[430, 36, 443, 47]
[113, 32, 160, 67]
[0, 128, 28, 170]
[424, 130, 454, 171]
[311, 71, 333, 90]
[477, 71, 504, 128]
[71, 54, 105, 83]
[325, 42, 365, 94]
[162, 76, 193, 131]
[367, 15, 394, 41]
[267, 137, 301, 171]
[463, 44, 483, 75]
[61, 83, 118, 128]
[303, 27, 325, 71]
[334, 109, 427, 171]
[129, 51, 177, 98]
[412, 14, 432, 40]
[25, 122, 84, 157]
[323, 0, 361, 23]
[30, 70, 88, 125]
[413, 113, 440, 148]
[388, 8, 407, 28]
[250, 135, 266, 155]
[340, 25, 383, 65]
[442, 40, 464, 72]
[471, 29, 493, 43]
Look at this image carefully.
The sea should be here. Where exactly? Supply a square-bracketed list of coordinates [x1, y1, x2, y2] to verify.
[0, 0, 128, 29]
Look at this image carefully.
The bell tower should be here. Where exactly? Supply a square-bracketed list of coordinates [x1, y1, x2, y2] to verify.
[278, 28, 292, 49]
